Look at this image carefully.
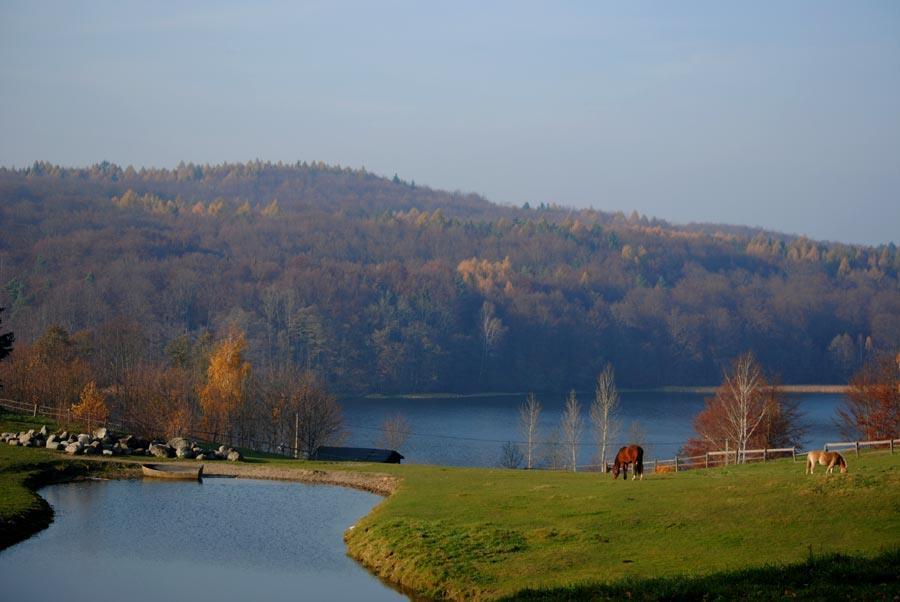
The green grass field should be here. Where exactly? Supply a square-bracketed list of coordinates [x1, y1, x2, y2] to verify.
[1, 410, 898, 599]
[339, 455, 899, 599]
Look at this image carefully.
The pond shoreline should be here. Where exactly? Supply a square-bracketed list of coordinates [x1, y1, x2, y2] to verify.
[0, 460, 139, 550]
[1, 456, 398, 553]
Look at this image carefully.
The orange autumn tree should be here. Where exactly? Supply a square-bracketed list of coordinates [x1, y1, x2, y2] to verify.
[838, 353, 900, 440]
[71, 380, 109, 433]
[199, 331, 251, 443]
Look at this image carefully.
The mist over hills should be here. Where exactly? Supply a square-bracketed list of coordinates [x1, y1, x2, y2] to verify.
[1, 161, 897, 393]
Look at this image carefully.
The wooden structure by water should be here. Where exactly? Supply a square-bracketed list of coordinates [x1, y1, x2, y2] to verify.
[309, 446, 404, 463]
[141, 463, 204, 480]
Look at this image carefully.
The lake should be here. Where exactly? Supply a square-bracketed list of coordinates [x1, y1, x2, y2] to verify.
[341, 391, 846, 467]
[0, 479, 405, 602]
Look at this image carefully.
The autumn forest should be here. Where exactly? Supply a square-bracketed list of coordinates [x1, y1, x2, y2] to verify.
[1, 161, 898, 399]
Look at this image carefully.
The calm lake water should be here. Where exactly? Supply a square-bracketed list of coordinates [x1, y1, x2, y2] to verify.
[0, 479, 405, 602]
[341, 391, 845, 467]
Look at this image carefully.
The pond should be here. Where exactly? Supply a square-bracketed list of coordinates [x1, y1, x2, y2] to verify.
[341, 391, 845, 467]
[0, 479, 405, 602]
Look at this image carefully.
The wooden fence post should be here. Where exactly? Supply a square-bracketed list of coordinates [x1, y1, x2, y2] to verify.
[855, 441, 859, 457]
[33, 402, 38, 417]
[725, 440, 729, 465]
[674, 456, 679, 472]
[763, 448, 767, 462]
[891, 439, 895, 454]
[792, 447, 797, 462]
[705, 452, 709, 469]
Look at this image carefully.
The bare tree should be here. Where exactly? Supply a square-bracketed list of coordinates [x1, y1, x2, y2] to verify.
[628, 420, 649, 457]
[838, 353, 899, 440]
[590, 364, 620, 472]
[292, 371, 344, 458]
[378, 412, 412, 451]
[478, 302, 506, 380]
[500, 441, 523, 469]
[540, 426, 566, 470]
[719, 352, 769, 463]
[561, 389, 583, 472]
[519, 392, 541, 469]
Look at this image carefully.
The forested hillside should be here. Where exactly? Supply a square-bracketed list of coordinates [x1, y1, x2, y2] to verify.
[1, 161, 897, 393]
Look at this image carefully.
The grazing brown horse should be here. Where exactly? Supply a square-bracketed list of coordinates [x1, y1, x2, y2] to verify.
[806, 451, 847, 475]
[611, 445, 644, 480]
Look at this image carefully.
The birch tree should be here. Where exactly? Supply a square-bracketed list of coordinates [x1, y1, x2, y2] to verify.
[199, 330, 251, 444]
[478, 302, 506, 380]
[590, 364, 620, 472]
[720, 352, 768, 463]
[519, 392, 541, 469]
[561, 390, 583, 472]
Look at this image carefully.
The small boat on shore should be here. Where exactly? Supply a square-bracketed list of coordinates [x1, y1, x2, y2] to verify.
[141, 463, 204, 480]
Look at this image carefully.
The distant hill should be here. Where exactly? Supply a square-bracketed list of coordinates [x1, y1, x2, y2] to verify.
[0, 161, 897, 393]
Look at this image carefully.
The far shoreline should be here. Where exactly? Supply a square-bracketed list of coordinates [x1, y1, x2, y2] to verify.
[360, 384, 848, 399]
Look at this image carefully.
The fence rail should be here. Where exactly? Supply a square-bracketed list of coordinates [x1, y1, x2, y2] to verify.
[824, 439, 899, 455]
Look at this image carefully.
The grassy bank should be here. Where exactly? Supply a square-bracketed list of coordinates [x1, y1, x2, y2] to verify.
[2, 410, 897, 599]
[339, 455, 898, 599]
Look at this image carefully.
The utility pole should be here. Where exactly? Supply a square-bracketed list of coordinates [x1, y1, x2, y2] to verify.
[294, 412, 299, 459]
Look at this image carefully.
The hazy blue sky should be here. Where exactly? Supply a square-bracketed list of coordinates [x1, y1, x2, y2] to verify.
[2, 1, 898, 245]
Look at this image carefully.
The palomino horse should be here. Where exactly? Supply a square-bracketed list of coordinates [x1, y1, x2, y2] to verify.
[806, 450, 847, 475]
[611, 445, 644, 480]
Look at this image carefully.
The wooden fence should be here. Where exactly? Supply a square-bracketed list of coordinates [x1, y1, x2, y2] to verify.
[824, 439, 899, 456]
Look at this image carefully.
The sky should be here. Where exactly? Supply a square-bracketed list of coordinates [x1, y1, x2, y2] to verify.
[1, 1, 898, 245]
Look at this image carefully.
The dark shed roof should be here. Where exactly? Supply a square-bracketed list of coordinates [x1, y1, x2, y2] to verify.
[310, 446, 404, 463]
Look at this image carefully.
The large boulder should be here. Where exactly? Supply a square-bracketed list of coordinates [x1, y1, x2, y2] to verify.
[226, 450, 242, 462]
[92, 427, 112, 442]
[76, 434, 91, 446]
[39, 425, 48, 437]
[18, 433, 33, 447]
[8, 439, 20, 446]
[168, 437, 193, 452]
[148, 443, 173, 458]
[83, 445, 99, 456]
[175, 447, 195, 459]
[45, 436, 59, 449]
[65, 442, 82, 455]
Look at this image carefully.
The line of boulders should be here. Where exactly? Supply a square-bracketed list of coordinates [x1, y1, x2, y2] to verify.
[1, 426, 243, 462]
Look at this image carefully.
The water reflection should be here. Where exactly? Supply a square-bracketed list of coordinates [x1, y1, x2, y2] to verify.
[0, 479, 405, 602]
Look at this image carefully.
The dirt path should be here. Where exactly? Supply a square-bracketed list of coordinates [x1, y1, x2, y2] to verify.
[81, 457, 400, 496]
[202, 462, 399, 496]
